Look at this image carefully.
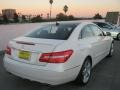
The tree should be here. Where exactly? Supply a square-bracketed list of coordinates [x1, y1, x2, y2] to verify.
[28, 14, 32, 22]
[22, 15, 26, 22]
[3, 15, 9, 23]
[56, 13, 75, 21]
[40, 14, 43, 18]
[68, 15, 74, 20]
[47, 13, 50, 19]
[56, 13, 68, 21]
[31, 15, 43, 23]
[0, 19, 3, 24]
[93, 13, 103, 19]
[13, 13, 19, 23]
[49, 0, 53, 20]
[63, 5, 68, 15]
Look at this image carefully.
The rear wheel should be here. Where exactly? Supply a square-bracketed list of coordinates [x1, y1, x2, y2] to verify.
[117, 33, 120, 40]
[75, 57, 92, 86]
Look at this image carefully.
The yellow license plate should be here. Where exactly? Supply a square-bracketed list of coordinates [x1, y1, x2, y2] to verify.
[18, 50, 31, 60]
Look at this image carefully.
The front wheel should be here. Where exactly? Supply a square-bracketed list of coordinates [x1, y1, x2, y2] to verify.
[117, 33, 120, 40]
[75, 57, 92, 86]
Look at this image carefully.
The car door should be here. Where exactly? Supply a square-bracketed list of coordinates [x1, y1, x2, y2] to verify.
[90, 24, 109, 62]
[78, 24, 102, 66]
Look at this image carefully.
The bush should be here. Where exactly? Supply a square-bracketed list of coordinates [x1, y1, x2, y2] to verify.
[56, 13, 75, 21]
[31, 15, 43, 23]
[93, 13, 103, 19]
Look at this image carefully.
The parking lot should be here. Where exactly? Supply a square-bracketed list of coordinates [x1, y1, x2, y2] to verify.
[0, 40, 120, 90]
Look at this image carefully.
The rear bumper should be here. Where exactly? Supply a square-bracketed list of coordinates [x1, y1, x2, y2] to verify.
[3, 57, 81, 85]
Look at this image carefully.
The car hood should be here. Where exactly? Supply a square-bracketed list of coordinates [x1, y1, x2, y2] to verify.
[102, 28, 120, 33]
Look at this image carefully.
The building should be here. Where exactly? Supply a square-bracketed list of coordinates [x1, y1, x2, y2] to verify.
[2, 9, 16, 20]
[105, 12, 120, 26]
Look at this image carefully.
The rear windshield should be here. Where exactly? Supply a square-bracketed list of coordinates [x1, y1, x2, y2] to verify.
[26, 23, 79, 40]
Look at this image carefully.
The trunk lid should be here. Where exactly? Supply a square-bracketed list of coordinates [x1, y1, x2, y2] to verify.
[9, 37, 65, 66]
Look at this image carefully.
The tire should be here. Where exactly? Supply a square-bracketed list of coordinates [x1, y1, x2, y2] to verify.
[75, 57, 92, 86]
[117, 33, 120, 40]
[108, 43, 114, 57]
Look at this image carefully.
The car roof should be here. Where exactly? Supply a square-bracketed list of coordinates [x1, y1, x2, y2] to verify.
[93, 22, 106, 24]
[29, 21, 95, 32]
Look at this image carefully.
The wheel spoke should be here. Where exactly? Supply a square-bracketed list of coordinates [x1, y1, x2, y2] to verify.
[82, 60, 91, 83]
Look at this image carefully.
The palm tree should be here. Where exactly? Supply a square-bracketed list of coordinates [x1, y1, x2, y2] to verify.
[63, 5, 68, 15]
[49, 0, 53, 20]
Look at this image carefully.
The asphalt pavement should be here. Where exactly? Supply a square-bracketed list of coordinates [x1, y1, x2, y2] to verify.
[0, 41, 120, 90]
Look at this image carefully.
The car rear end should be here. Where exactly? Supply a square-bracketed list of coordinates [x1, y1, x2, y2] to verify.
[4, 23, 80, 85]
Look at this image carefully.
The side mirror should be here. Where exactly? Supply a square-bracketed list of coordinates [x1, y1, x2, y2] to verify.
[106, 32, 111, 36]
[102, 31, 106, 36]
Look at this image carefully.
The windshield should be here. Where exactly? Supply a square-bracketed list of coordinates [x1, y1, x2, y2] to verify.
[26, 23, 79, 40]
[116, 26, 120, 30]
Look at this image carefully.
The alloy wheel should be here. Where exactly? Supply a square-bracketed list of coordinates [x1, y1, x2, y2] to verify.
[82, 59, 91, 83]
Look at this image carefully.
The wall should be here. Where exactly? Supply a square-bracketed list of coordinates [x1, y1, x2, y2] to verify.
[0, 23, 41, 51]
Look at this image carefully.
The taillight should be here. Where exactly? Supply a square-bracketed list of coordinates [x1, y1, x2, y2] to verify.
[39, 50, 73, 63]
[5, 46, 11, 55]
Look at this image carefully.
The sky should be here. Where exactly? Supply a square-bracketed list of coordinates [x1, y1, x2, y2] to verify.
[0, 0, 120, 18]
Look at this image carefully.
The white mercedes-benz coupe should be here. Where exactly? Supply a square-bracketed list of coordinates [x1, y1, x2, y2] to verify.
[4, 22, 114, 85]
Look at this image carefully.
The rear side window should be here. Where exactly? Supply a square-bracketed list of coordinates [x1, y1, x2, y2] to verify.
[90, 25, 103, 36]
[81, 25, 94, 39]
[26, 23, 78, 40]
